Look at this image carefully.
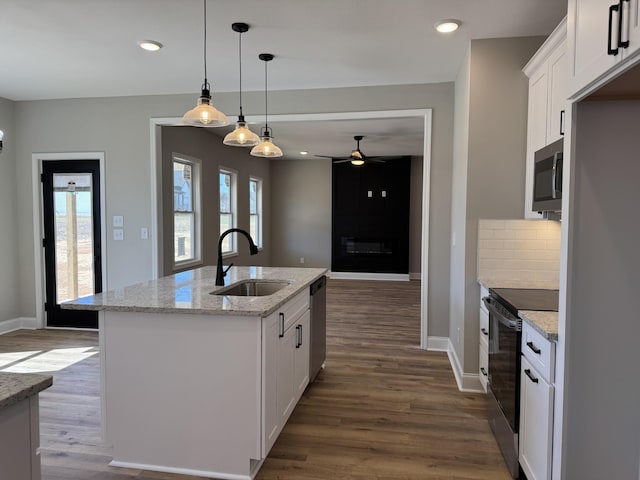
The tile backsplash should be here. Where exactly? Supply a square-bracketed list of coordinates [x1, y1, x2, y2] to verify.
[477, 219, 561, 286]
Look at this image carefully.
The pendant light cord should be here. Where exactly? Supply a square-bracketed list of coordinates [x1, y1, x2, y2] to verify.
[264, 59, 268, 131]
[238, 31, 243, 117]
[202, 0, 209, 89]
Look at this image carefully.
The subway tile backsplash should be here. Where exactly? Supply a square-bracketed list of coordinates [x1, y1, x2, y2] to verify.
[477, 219, 561, 287]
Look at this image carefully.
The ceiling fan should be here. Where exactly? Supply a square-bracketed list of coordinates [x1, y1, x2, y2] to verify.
[315, 135, 396, 166]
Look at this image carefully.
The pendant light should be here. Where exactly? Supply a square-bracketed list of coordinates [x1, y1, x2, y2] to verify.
[182, 0, 229, 127]
[250, 53, 283, 158]
[223, 23, 260, 147]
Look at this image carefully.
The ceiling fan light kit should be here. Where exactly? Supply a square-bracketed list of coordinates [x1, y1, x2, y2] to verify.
[251, 53, 284, 158]
[223, 22, 260, 147]
[182, 0, 229, 127]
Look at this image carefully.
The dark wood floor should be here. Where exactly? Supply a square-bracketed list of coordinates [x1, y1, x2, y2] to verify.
[0, 279, 510, 479]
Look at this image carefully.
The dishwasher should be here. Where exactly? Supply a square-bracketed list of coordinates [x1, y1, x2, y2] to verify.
[309, 275, 327, 382]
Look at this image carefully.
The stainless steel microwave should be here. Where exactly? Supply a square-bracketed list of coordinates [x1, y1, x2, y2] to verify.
[532, 138, 563, 212]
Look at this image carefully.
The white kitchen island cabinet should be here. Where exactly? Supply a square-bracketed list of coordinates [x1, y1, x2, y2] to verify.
[63, 266, 326, 480]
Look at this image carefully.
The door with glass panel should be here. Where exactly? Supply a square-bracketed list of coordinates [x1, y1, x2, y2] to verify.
[42, 160, 102, 328]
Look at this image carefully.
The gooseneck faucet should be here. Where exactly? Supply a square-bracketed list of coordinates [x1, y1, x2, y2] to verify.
[216, 228, 259, 286]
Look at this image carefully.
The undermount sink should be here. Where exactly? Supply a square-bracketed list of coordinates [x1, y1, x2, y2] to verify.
[212, 280, 290, 297]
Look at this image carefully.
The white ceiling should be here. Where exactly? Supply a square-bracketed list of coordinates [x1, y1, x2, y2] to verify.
[1, 0, 566, 160]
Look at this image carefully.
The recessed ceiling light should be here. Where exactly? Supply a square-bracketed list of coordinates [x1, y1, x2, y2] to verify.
[138, 40, 163, 52]
[435, 19, 461, 34]
[300, 151, 309, 155]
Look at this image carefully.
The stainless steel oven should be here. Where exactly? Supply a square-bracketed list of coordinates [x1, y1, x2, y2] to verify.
[483, 294, 522, 478]
[483, 288, 559, 479]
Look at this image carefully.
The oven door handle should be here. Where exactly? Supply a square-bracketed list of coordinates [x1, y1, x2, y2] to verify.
[482, 297, 521, 330]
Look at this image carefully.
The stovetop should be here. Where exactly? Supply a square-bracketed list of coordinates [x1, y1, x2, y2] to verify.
[490, 288, 559, 316]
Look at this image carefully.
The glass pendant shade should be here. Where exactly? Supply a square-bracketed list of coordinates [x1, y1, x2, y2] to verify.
[183, 87, 229, 127]
[223, 119, 260, 146]
[250, 132, 283, 158]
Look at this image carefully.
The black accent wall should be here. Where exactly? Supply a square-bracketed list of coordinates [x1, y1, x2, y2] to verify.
[331, 156, 411, 273]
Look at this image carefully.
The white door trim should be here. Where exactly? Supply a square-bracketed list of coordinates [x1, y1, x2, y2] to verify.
[31, 152, 107, 329]
[149, 109, 432, 349]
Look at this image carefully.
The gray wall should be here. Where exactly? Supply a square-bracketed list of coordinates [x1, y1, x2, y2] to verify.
[271, 155, 424, 275]
[161, 127, 271, 275]
[562, 100, 640, 479]
[450, 37, 545, 372]
[11, 83, 454, 338]
[0, 98, 19, 323]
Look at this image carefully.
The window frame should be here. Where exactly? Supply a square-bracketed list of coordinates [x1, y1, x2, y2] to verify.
[249, 176, 263, 249]
[172, 154, 202, 270]
[219, 167, 238, 256]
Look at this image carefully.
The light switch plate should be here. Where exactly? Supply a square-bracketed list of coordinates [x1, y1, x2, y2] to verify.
[113, 229, 124, 241]
[381, 190, 387, 198]
[368, 191, 373, 198]
[140, 227, 149, 240]
[113, 215, 124, 227]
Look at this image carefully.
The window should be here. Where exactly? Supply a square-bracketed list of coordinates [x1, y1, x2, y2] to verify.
[219, 168, 237, 254]
[249, 177, 263, 248]
[173, 156, 201, 266]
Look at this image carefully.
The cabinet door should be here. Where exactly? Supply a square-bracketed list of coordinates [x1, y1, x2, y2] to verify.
[528, 68, 549, 153]
[568, 0, 620, 97]
[479, 342, 489, 393]
[547, 44, 568, 144]
[277, 323, 297, 425]
[520, 357, 554, 480]
[294, 311, 311, 399]
[623, 0, 640, 58]
[261, 311, 280, 457]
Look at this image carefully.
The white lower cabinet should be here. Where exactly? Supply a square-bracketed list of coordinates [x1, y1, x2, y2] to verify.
[479, 285, 489, 393]
[0, 396, 42, 480]
[519, 323, 556, 480]
[262, 291, 311, 457]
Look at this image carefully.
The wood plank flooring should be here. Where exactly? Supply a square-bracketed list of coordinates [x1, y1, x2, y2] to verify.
[0, 279, 511, 479]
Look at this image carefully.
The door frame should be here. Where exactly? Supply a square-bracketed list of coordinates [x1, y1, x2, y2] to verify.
[31, 152, 107, 329]
[149, 109, 433, 349]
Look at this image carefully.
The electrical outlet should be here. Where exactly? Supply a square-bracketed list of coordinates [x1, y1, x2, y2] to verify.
[141, 227, 148, 240]
[300, 257, 305, 264]
[113, 215, 124, 227]
[113, 229, 124, 241]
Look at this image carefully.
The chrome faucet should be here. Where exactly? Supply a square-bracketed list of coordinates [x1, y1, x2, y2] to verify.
[216, 228, 259, 286]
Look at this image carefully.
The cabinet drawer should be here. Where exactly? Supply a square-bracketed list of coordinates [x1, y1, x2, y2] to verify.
[279, 289, 309, 332]
[479, 308, 489, 348]
[522, 321, 556, 383]
[479, 286, 489, 313]
[479, 342, 489, 393]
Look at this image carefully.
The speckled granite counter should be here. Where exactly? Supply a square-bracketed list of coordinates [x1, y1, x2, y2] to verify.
[61, 265, 327, 317]
[520, 310, 558, 341]
[478, 277, 559, 290]
[0, 372, 52, 410]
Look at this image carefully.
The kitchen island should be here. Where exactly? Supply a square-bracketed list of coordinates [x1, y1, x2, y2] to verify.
[62, 266, 327, 480]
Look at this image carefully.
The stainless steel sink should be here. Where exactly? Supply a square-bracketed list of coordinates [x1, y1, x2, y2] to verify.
[212, 280, 290, 297]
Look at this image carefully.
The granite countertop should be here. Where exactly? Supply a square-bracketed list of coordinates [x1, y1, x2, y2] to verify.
[61, 266, 327, 317]
[519, 310, 559, 341]
[477, 277, 559, 290]
[0, 372, 53, 411]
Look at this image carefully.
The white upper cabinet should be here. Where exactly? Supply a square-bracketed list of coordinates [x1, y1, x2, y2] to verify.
[568, 0, 640, 99]
[523, 18, 567, 219]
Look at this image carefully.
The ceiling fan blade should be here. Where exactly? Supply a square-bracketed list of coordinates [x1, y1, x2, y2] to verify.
[332, 159, 353, 164]
[315, 154, 350, 160]
[367, 158, 386, 163]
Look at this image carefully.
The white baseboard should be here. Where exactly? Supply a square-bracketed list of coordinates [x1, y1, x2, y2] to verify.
[426, 336, 449, 351]
[109, 460, 253, 480]
[0, 317, 40, 335]
[447, 339, 484, 393]
[328, 271, 410, 281]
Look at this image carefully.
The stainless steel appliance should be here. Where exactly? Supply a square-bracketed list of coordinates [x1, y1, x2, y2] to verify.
[309, 275, 327, 382]
[532, 138, 564, 212]
[483, 288, 559, 478]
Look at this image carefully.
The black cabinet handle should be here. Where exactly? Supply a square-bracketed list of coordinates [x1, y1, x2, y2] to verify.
[480, 367, 488, 377]
[526, 341, 541, 354]
[481, 327, 489, 337]
[560, 110, 565, 136]
[295, 325, 300, 348]
[279, 313, 285, 338]
[524, 369, 539, 383]
[609, 3, 620, 55]
[619, 0, 630, 48]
